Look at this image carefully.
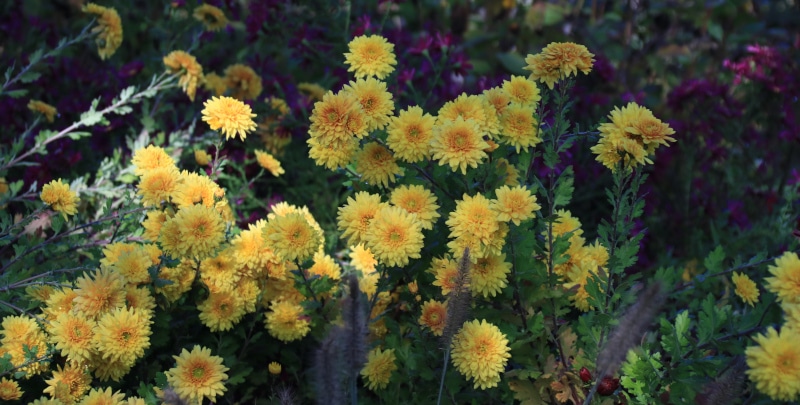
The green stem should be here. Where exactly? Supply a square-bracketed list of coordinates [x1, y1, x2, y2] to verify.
[436, 349, 451, 405]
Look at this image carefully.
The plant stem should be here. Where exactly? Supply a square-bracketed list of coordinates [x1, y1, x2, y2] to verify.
[436, 349, 451, 405]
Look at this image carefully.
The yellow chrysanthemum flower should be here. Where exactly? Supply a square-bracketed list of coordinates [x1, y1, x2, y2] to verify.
[524, 42, 594, 89]
[131, 145, 175, 176]
[194, 149, 212, 166]
[166, 346, 229, 405]
[389, 184, 440, 230]
[199, 251, 240, 292]
[354, 142, 403, 188]
[73, 268, 126, 320]
[450, 320, 511, 389]
[337, 192, 389, 246]
[745, 327, 800, 401]
[161, 204, 226, 260]
[470, 253, 511, 298]
[78, 387, 125, 405]
[350, 243, 378, 273]
[364, 206, 424, 268]
[502, 75, 541, 107]
[264, 300, 311, 342]
[29, 396, 64, 405]
[142, 210, 168, 242]
[360, 348, 397, 390]
[431, 117, 489, 174]
[308, 91, 367, 141]
[42, 287, 78, 324]
[307, 136, 360, 170]
[298, 82, 326, 102]
[446, 193, 500, 256]
[223, 64, 263, 101]
[43, 362, 92, 404]
[26, 285, 54, 303]
[94, 307, 152, 367]
[766, 251, 800, 304]
[0, 377, 22, 400]
[155, 259, 196, 303]
[438, 93, 501, 137]
[430, 255, 459, 296]
[28, 100, 58, 123]
[732, 272, 759, 306]
[483, 87, 512, 116]
[49, 312, 95, 363]
[171, 170, 223, 209]
[203, 72, 227, 96]
[193, 4, 228, 31]
[41, 179, 79, 217]
[201, 96, 257, 141]
[254, 150, 284, 176]
[342, 78, 395, 131]
[136, 166, 180, 207]
[552, 209, 583, 238]
[83, 3, 123, 60]
[499, 103, 541, 153]
[198, 290, 246, 332]
[419, 300, 447, 336]
[385, 106, 436, 163]
[591, 102, 675, 172]
[309, 251, 342, 281]
[0, 315, 50, 377]
[263, 212, 322, 262]
[163, 51, 203, 101]
[491, 185, 540, 226]
[268, 362, 281, 375]
[344, 35, 397, 79]
[125, 286, 156, 317]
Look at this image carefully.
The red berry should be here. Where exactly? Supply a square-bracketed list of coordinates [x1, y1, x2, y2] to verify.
[579, 367, 592, 383]
[597, 376, 620, 396]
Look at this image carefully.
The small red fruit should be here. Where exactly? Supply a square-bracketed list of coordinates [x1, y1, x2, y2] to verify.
[597, 376, 620, 396]
[579, 367, 592, 383]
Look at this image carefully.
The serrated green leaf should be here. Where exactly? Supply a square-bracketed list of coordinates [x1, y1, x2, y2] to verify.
[67, 131, 92, 140]
[6, 89, 28, 98]
[19, 71, 41, 83]
[704, 246, 725, 273]
[79, 111, 105, 127]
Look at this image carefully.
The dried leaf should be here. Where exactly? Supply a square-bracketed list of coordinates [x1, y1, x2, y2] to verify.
[24, 211, 52, 237]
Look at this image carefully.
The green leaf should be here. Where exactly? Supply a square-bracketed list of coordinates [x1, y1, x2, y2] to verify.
[707, 22, 723, 41]
[50, 213, 65, 234]
[697, 294, 728, 346]
[704, 246, 725, 274]
[660, 311, 691, 359]
[18, 71, 41, 83]
[6, 89, 28, 98]
[67, 131, 92, 140]
[496, 52, 528, 76]
[552, 166, 574, 209]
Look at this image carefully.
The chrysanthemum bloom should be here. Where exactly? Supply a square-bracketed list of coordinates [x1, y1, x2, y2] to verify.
[307, 136, 359, 170]
[502, 76, 541, 107]
[390, 185, 440, 230]
[360, 348, 397, 390]
[29, 396, 65, 405]
[78, 387, 125, 405]
[163, 51, 203, 101]
[233, 277, 261, 313]
[483, 87, 512, 116]
[43, 362, 92, 404]
[164, 204, 226, 259]
[136, 166, 180, 207]
[49, 312, 96, 363]
[267, 202, 326, 241]
[193, 4, 228, 31]
[203, 72, 227, 96]
[166, 346, 229, 405]
[73, 268, 126, 320]
[446, 193, 500, 255]
[493, 158, 520, 186]
[524, 42, 594, 89]
[254, 150, 284, 176]
[94, 307, 152, 367]
[350, 243, 378, 273]
[83, 3, 123, 60]
[0, 377, 22, 400]
[344, 35, 397, 79]
[199, 251, 239, 292]
[491, 185, 540, 226]
[0, 315, 50, 376]
[268, 362, 281, 375]
[263, 212, 322, 262]
[359, 271, 380, 300]
[298, 82, 326, 102]
[732, 272, 759, 306]
[141, 210, 168, 242]
[354, 142, 403, 188]
[419, 300, 447, 336]
[264, 300, 311, 342]
[431, 117, 490, 174]
[385, 106, 436, 162]
[26, 285, 54, 303]
[784, 303, 800, 332]
[364, 206, 424, 267]
[591, 102, 675, 172]
[201, 96, 257, 141]
[155, 259, 196, 303]
[125, 286, 156, 317]
[308, 91, 367, 141]
[131, 145, 174, 176]
[342, 78, 395, 131]
[41, 179, 79, 217]
[470, 253, 511, 297]
[766, 251, 800, 304]
[430, 255, 460, 296]
[745, 327, 800, 401]
[229, 220, 274, 272]
[223, 64, 263, 101]
[42, 287, 78, 323]
[171, 170, 224, 209]
[450, 319, 511, 389]
[499, 103, 541, 152]
[28, 100, 58, 123]
[191, 150, 211, 167]
[552, 209, 583, 237]
[198, 290, 246, 332]
[338, 192, 389, 245]
[438, 93, 501, 137]
[309, 251, 342, 280]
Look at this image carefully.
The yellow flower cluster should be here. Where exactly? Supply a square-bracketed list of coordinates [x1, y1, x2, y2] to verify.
[524, 42, 594, 89]
[591, 102, 676, 172]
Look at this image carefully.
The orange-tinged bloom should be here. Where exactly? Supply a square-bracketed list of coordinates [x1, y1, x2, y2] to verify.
[255, 149, 284, 176]
[431, 117, 489, 174]
[163, 51, 203, 101]
[83, 3, 123, 60]
[501, 75, 541, 107]
[0, 377, 22, 400]
[524, 42, 594, 89]
[389, 184, 440, 230]
[193, 4, 228, 31]
[28, 100, 58, 122]
[337, 192, 389, 246]
[342, 78, 395, 131]
[43, 362, 91, 404]
[490, 185, 540, 226]
[131, 145, 175, 176]
[450, 320, 511, 389]
[364, 206, 424, 268]
[385, 106, 436, 163]
[223, 64, 263, 101]
[49, 312, 96, 363]
[94, 307, 152, 367]
[419, 300, 447, 336]
[166, 346, 229, 405]
[354, 142, 403, 188]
